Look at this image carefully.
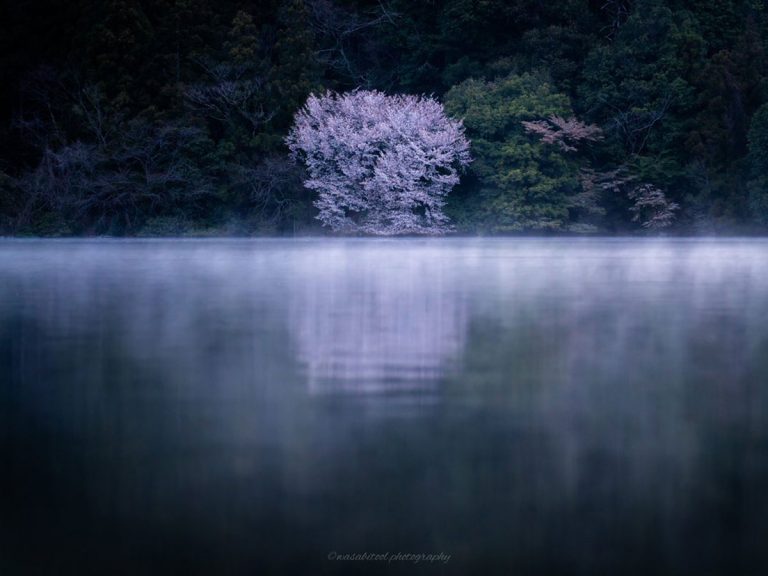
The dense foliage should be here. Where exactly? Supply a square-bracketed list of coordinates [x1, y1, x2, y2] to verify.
[1, 0, 767, 235]
[286, 90, 470, 234]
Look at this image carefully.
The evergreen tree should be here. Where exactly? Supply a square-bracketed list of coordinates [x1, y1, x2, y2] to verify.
[445, 72, 585, 232]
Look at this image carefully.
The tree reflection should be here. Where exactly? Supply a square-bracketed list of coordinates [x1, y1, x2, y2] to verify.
[287, 243, 468, 393]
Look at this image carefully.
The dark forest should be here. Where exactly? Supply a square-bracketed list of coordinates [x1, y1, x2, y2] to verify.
[1, 0, 767, 235]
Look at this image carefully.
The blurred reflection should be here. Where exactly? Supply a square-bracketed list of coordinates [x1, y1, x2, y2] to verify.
[287, 245, 467, 393]
[1, 239, 768, 575]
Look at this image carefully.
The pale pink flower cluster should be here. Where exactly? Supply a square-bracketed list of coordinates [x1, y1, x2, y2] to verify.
[522, 115, 603, 152]
[286, 90, 471, 235]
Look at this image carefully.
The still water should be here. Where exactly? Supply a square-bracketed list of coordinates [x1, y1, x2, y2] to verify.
[1, 238, 768, 575]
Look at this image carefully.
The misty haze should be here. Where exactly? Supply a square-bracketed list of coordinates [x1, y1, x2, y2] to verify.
[2, 238, 768, 574]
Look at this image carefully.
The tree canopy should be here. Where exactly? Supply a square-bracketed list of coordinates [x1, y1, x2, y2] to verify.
[286, 90, 470, 234]
[0, 0, 767, 235]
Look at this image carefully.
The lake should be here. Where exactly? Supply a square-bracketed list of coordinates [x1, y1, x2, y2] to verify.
[2, 238, 768, 575]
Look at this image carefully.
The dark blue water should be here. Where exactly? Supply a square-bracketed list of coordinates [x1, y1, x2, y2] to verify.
[2, 238, 768, 575]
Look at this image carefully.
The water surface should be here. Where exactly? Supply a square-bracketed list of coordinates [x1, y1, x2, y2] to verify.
[2, 238, 768, 575]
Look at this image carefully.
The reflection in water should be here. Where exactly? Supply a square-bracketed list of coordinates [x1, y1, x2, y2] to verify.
[288, 245, 467, 393]
[1, 239, 768, 575]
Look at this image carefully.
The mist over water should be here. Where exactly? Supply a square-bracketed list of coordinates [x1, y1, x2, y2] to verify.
[2, 238, 768, 575]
